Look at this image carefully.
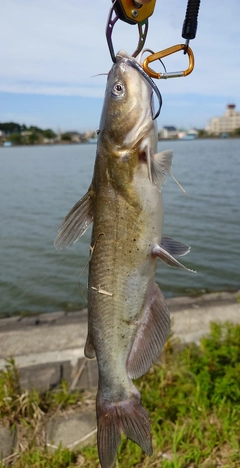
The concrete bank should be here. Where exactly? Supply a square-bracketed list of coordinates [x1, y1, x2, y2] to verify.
[0, 291, 239, 392]
[0, 291, 240, 460]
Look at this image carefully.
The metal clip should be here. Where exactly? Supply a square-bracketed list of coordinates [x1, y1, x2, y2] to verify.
[113, 0, 156, 24]
[106, 6, 119, 63]
[142, 44, 195, 79]
[106, 2, 150, 62]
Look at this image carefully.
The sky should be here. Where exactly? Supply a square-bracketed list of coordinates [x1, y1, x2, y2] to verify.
[0, 0, 240, 132]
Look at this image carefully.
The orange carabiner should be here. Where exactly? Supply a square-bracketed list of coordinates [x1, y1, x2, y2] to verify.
[142, 44, 195, 79]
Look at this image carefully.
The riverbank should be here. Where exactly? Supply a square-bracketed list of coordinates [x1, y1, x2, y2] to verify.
[1, 135, 240, 148]
[0, 291, 239, 392]
[0, 292, 239, 467]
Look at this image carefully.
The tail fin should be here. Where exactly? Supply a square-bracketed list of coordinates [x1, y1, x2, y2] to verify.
[96, 392, 152, 468]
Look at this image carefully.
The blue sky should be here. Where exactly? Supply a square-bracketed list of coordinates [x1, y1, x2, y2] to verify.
[1, 0, 240, 132]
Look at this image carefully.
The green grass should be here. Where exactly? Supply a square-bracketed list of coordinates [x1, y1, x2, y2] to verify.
[1, 322, 240, 467]
[0, 360, 84, 423]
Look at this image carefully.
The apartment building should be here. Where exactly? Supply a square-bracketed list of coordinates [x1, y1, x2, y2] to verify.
[206, 104, 240, 135]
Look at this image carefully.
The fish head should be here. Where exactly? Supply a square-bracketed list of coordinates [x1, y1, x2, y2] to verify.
[98, 50, 160, 153]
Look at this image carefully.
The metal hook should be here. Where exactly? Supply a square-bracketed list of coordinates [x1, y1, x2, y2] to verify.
[106, 5, 119, 63]
[132, 21, 148, 58]
[142, 44, 195, 79]
[106, 3, 149, 62]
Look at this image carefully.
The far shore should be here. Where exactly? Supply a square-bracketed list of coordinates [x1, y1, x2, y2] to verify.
[1, 135, 240, 149]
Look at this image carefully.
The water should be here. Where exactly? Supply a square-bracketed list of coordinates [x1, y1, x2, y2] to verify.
[1, 140, 239, 316]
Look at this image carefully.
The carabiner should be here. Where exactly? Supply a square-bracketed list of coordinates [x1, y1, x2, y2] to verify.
[106, 3, 149, 62]
[142, 44, 195, 79]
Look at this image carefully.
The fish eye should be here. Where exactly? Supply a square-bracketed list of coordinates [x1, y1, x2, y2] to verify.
[111, 81, 125, 98]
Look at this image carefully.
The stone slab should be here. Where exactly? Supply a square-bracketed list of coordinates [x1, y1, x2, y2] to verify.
[0, 291, 239, 392]
[18, 357, 98, 392]
[0, 425, 15, 459]
[0, 323, 87, 358]
[47, 411, 97, 449]
[171, 301, 240, 344]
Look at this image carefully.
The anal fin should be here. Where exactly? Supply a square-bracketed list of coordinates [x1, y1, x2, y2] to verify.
[127, 282, 170, 380]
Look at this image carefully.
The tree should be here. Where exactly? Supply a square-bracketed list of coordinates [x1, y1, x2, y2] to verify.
[28, 132, 39, 145]
[61, 133, 72, 142]
[28, 126, 42, 135]
[20, 124, 27, 132]
[197, 129, 208, 138]
[7, 133, 23, 145]
[0, 122, 21, 134]
[42, 129, 56, 139]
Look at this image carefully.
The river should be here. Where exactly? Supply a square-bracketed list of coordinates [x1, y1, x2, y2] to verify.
[1, 139, 239, 315]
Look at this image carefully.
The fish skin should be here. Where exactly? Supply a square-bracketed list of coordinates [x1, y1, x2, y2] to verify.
[54, 50, 192, 468]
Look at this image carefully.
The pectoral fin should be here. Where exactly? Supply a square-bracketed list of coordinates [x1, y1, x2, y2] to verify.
[161, 236, 190, 256]
[127, 282, 170, 379]
[151, 150, 173, 190]
[152, 245, 196, 273]
[152, 150, 187, 194]
[54, 186, 94, 251]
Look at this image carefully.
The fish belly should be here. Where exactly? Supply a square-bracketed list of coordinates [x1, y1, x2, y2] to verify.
[88, 189, 156, 389]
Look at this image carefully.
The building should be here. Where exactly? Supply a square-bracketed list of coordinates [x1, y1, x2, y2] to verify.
[160, 126, 178, 139]
[21, 131, 32, 137]
[206, 104, 240, 135]
[178, 128, 198, 140]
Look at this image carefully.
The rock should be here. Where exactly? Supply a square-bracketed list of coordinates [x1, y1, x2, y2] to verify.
[18, 357, 98, 393]
[19, 361, 63, 392]
[47, 411, 97, 450]
[0, 425, 15, 460]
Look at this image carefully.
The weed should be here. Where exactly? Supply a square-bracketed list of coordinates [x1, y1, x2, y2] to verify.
[0, 358, 21, 422]
[0, 322, 239, 467]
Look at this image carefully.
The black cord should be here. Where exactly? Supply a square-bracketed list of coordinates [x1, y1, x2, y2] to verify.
[182, 0, 201, 41]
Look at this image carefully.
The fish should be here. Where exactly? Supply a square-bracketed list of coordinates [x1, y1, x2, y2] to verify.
[54, 50, 193, 468]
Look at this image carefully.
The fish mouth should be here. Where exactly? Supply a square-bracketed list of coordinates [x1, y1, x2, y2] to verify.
[116, 51, 162, 121]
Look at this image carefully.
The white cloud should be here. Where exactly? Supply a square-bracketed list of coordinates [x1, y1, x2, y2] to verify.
[0, 80, 105, 97]
[0, 0, 239, 102]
